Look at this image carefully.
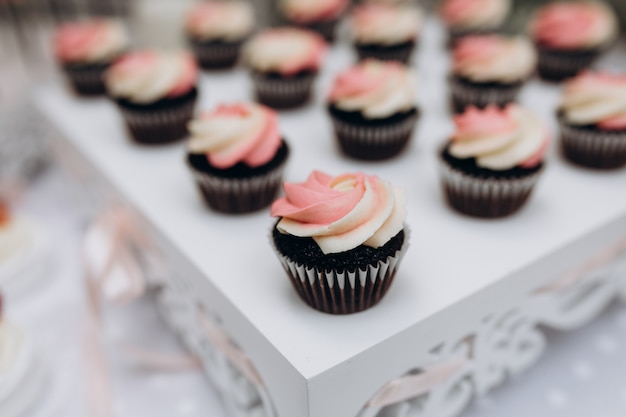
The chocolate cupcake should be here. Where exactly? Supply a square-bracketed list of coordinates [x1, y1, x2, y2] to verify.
[185, 1, 255, 69]
[328, 60, 419, 160]
[350, 4, 422, 64]
[450, 35, 537, 113]
[270, 170, 408, 314]
[244, 28, 326, 109]
[439, 0, 511, 45]
[187, 103, 289, 213]
[558, 72, 626, 169]
[279, 0, 349, 42]
[54, 19, 128, 96]
[105, 50, 199, 144]
[529, 1, 618, 82]
[440, 105, 549, 218]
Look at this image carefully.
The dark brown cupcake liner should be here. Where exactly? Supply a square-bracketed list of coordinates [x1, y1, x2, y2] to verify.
[188, 38, 244, 69]
[331, 111, 418, 160]
[559, 118, 626, 169]
[440, 159, 543, 218]
[251, 72, 316, 109]
[449, 76, 523, 113]
[273, 231, 409, 315]
[117, 95, 197, 145]
[63, 64, 109, 96]
[188, 160, 288, 214]
[536, 46, 600, 82]
[355, 41, 416, 64]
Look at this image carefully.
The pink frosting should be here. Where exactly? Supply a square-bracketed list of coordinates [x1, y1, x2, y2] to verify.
[453, 35, 502, 71]
[441, 0, 486, 25]
[283, 0, 349, 23]
[565, 72, 626, 130]
[452, 105, 517, 140]
[271, 171, 375, 226]
[54, 19, 122, 62]
[530, 2, 615, 49]
[196, 104, 281, 169]
[598, 115, 626, 130]
[328, 60, 400, 101]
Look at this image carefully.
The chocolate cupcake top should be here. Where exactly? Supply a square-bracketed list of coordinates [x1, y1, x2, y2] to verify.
[440, 0, 510, 31]
[244, 28, 326, 75]
[271, 171, 406, 254]
[54, 19, 128, 64]
[350, 4, 423, 46]
[329, 60, 416, 119]
[560, 72, 626, 131]
[187, 103, 282, 169]
[449, 105, 550, 170]
[105, 50, 198, 104]
[279, 0, 349, 23]
[530, 1, 618, 50]
[452, 35, 537, 83]
[185, 1, 255, 42]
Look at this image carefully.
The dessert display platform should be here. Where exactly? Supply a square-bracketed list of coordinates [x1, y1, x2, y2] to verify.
[34, 20, 626, 417]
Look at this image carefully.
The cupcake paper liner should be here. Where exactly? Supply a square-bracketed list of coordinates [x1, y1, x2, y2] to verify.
[118, 95, 197, 145]
[440, 160, 543, 218]
[272, 231, 409, 315]
[188, 160, 288, 214]
[536, 46, 599, 82]
[559, 119, 626, 169]
[449, 77, 522, 113]
[331, 111, 418, 160]
[251, 72, 316, 109]
[189, 39, 244, 69]
[63, 64, 109, 96]
[355, 42, 415, 64]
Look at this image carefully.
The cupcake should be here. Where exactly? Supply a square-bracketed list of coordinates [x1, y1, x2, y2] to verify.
[529, 1, 618, 82]
[439, 0, 511, 44]
[186, 103, 290, 213]
[450, 35, 537, 113]
[558, 72, 626, 169]
[185, 1, 255, 69]
[328, 60, 419, 160]
[350, 4, 423, 64]
[54, 19, 128, 96]
[105, 50, 199, 144]
[244, 28, 326, 109]
[440, 105, 549, 218]
[279, 0, 349, 42]
[270, 170, 408, 314]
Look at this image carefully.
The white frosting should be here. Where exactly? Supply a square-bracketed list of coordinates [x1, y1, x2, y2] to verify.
[0, 219, 32, 264]
[442, 0, 510, 30]
[186, 1, 254, 41]
[450, 107, 548, 170]
[84, 21, 127, 63]
[55, 20, 128, 64]
[561, 76, 626, 126]
[351, 5, 423, 45]
[244, 29, 324, 74]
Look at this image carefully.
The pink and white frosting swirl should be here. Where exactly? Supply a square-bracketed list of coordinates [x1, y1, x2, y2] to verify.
[440, 0, 510, 30]
[351, 4, 423, 45]
[561, 72, 626, 131]
[54, 19, 128, 64]
[271, 171, 406, 254]
[329, 60, 416, 119]
[244, 28, 326, 75]
[453, 35, 537, 83]
[530, 1, 618, 50]
[105, 50, 198, 104]
[185, 1, 255, 41]
[280, 0, 349, 23]
[188, 103, 282, 169]
[449, 105, 550, 170]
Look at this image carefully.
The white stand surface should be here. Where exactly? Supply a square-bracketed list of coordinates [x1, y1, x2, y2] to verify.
[34, 19, 626, 417]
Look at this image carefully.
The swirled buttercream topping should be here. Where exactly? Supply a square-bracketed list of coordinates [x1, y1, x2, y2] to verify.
[244, 28, 326, 75]
[453, 35, 537, 83]
[54, 19, 127, 64]
[449, 105, 550, 170]
[351, 4, 423, 45]
[530, 1, 618, 50]
[329, 60, 416, 119]
[271, 171, 406, 254]
[280, 0, 349, 23]
[105, 50, 198, 104]
[185, 1, 255, 41]
[560, 72, 626, 130]
[0, 217, 32, 264]
[188, 103, 282, 169]
[440, 0, 510, 30]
